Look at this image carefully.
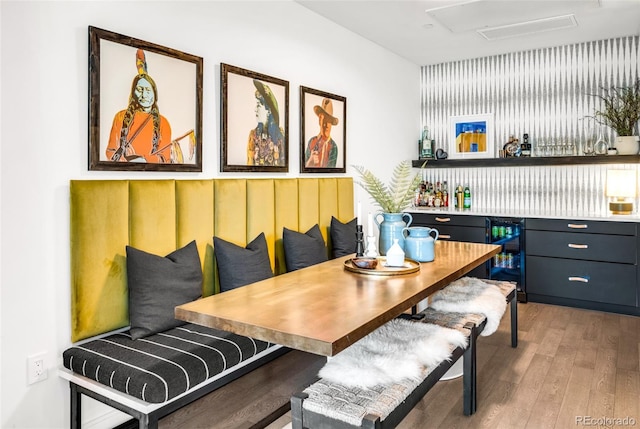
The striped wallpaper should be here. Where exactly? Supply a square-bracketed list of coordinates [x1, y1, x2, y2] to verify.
[420, 36, 640, 215]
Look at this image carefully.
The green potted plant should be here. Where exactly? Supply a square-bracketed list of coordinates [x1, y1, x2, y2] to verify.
[591, 78, 640, 155]
[353, 160, 424, 254]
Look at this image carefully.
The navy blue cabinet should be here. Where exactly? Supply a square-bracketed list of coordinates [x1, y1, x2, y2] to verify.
[526, 218, 638, 315]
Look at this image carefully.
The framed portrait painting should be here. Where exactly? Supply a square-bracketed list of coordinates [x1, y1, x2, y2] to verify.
[220, 64, 289, 172]
[88, 26, 203, 171]
[300, 86, 346, 173]
[448, 113, 495, 159]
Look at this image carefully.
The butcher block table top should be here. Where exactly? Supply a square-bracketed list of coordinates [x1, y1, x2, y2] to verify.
[175, 240, 500, 356]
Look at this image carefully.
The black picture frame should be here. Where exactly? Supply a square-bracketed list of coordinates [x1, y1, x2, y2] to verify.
[88, 26, 203, 171]
[300, 86, 346, 174]
[220, 63, 289, 172]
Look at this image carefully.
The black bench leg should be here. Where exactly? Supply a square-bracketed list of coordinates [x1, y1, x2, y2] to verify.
[70, 383, 81, 429]
[510, 294, 518, 348]
[463, 325, 477, 416]
[291, 392, 307, 429]
[145, 416, 158, 429]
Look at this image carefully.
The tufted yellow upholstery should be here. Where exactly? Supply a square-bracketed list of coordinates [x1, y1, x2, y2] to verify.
[70, 178, 354, 342]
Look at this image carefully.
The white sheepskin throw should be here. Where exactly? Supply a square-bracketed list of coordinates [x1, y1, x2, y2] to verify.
[429, 277, 507, 336]
[318, 318, 467, 388]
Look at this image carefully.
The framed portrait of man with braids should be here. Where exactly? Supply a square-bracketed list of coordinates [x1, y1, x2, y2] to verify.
[88, 26, 203, 171]
[220, 63, 289, 173]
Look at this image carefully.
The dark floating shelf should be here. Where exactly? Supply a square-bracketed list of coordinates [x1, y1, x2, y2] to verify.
[412, 155, 640, 169]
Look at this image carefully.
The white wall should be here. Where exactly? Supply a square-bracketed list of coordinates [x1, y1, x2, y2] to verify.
[0, 1, 419, 427]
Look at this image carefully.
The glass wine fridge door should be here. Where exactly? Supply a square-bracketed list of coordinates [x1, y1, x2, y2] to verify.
[487, 217, 526, 302]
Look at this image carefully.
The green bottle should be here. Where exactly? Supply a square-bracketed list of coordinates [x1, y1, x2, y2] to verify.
[463, 185, 471, 209]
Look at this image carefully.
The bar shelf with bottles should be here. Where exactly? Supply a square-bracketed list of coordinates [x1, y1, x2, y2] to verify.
[487, 217, 527, 302]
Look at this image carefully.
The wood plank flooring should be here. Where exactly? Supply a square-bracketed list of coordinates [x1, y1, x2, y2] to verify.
[163, 302, 640, 429]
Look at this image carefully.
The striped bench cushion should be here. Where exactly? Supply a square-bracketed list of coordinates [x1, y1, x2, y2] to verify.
[62, 323, 274, 403]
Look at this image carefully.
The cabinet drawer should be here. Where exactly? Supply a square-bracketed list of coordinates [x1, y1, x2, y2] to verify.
[526, 230, 637, 264]
[527, 256, 637, 306]
[410, 212, 486, 228]
[527, 218, 636, 235]
[425, 225, 486, 243]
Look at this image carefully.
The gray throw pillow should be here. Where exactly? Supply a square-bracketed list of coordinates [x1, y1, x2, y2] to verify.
[126, 240, 203, 340]
[214, 232, 273, 292]
[330, 216, 357, 258]
[283, 224, 328, 272]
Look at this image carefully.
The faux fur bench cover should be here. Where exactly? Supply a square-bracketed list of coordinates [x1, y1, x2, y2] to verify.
[62, 323, 274, 403]
[300, 319, 469, 426]
[429, 277, 511, 335]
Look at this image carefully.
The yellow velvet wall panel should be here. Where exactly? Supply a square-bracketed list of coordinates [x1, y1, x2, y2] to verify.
[69, 178, 354, 341]
[318, 179, 339, 251]
[298, 179, 320, 233]
[175, 180, 215, 297]
[274, 180, 300, 275]
[247, 180, 276, 271]
[337, 178, 355, 221]
[129, 181, 177, 255]
[70, 180, 130, 342]
[214, 180, 247, 244]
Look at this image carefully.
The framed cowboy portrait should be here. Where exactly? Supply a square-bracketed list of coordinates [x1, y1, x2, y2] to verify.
[300, 86, 346, 174]
[88, 26, 203, 172]
[220, 63, 289, 172]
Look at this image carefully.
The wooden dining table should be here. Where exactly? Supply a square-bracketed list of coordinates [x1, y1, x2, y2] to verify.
[175, 240, 500, 357]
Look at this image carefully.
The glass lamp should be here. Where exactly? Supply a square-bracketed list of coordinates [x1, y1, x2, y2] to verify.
[606, 169, 637, 215]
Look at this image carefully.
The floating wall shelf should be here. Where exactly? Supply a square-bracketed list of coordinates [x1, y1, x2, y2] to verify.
[412, 155, 640, 169]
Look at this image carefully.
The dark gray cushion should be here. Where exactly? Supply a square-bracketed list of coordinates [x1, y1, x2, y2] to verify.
[330, 216, 357, 258]
[126, 240, 203, 340]
[283, 224, 328, 272]
[214, 233, 273, 292]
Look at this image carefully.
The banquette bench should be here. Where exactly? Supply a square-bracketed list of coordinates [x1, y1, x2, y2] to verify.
[58, 178, 354, 429]
[291, 278, 518, 428]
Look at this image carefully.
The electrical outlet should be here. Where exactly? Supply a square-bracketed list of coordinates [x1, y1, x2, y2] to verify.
[27, 352, 48, 384]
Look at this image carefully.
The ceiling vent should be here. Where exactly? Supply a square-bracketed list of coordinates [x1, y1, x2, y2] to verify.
[477, 14, 578, 41]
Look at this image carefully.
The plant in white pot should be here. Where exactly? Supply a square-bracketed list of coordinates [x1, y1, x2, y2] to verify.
[353, 160, 423, 255]
[591, 78, 640, 155]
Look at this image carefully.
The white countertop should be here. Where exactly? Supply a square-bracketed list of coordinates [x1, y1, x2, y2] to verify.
[407, 207, 640, 223]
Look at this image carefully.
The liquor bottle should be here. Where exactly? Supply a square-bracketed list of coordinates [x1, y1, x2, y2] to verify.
[463, 185, 471, 209]
[420, 126, 433, 159]
[442, 181, 449, 207]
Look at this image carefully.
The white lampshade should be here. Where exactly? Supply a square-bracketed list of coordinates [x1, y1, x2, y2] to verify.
[606, 169, 637, 215]
[606, 170, 637, 198]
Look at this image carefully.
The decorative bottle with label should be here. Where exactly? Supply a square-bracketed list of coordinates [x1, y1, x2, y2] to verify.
[463, 185, 471, 209]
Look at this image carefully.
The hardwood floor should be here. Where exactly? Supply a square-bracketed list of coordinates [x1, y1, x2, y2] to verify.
[268, 303, 639, 429]
[163, 302, 640, 429]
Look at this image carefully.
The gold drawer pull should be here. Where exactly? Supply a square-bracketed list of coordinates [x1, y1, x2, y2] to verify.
[439, 234, 451, 239]
[568, 223, 588, 229]
[568, 243, 588, 249]
[568, 276, 589, 283]
[435, 217, 451, 223]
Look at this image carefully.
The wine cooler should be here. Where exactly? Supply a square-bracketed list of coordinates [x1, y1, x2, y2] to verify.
[487, 217, 526, 302]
